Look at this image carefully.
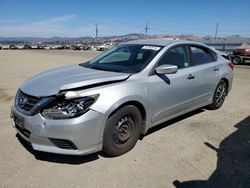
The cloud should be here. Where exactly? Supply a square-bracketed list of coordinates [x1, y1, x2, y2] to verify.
[0, 14, 96, 37]
[0, 15, 141, 37]
[0, 15, 145, 37]
[29, 14, 77, 25]
[0, 19, 23, 24]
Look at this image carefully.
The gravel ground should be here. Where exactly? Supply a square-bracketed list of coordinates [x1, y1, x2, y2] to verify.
[0, 50, 249, 188]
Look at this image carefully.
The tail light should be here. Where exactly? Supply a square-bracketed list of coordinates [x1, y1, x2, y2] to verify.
[228, 62, 234, 70]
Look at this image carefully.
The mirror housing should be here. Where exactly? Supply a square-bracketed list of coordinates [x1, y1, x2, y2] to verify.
[155, 64, 178, 74]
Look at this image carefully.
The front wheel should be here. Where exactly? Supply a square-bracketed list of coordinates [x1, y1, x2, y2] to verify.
[103, 105, 142, 156]
[208, 80, 227, 110]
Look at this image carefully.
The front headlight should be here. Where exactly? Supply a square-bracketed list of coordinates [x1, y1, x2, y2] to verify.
[42, 94, 99, 119]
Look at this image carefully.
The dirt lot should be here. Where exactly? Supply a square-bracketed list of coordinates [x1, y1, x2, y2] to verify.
[0, 50, 249, 188]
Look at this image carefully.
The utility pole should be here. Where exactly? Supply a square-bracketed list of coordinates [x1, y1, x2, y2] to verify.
[144, 21, 149, 39]
[215, 23, 219, 40]
[94, 23, 98, 46]
[95, 23, 98, 39]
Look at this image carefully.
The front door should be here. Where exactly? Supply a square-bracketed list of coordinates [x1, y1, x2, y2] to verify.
[149, 45, 197, 125]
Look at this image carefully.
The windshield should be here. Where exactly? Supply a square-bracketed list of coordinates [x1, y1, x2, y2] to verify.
[80, 44, 163, 73]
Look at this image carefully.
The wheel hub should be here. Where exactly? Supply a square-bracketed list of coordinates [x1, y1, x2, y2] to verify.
[113, 115, 134, 144]
[215, 83, 226, 107]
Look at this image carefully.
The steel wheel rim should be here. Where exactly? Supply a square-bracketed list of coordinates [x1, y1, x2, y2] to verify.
[215, 82, 226, 107]
[113, 115, 135, 145]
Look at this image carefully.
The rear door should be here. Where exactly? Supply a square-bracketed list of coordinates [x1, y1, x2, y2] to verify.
[188, 45, 221, 105]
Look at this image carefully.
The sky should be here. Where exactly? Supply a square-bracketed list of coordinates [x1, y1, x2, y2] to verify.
[0, 0, 250, 38]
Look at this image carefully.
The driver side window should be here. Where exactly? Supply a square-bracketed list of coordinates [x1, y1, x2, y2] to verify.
[158, 45, 189, 68]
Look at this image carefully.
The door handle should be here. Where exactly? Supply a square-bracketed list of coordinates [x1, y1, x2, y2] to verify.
[213, 67, 220, 71]
[187, 74, 195, 80]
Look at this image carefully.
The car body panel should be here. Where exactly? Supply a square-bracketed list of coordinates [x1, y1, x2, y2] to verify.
[148, 68, 196, 124]
[233, 46, 250, 56]
[189, 62, 221, 104]
[11, 105, 108, 155]
[20, 64, 131, 97]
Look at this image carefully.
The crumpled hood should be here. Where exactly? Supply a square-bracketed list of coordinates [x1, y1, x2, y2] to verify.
[20, 64, 130, 97]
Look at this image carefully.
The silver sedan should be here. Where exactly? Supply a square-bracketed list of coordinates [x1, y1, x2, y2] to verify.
[11, 39, 234, 156]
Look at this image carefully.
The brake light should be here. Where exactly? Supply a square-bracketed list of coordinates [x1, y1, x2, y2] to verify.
[245, 49, 250, 52]
[228, 62, 234, 70]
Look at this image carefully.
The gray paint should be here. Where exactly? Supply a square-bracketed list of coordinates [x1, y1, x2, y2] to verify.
[12, 40, 234, 155]
[20, 64, 130, 97]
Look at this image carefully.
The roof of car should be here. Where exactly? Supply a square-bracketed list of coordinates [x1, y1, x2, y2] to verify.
[124, 39, 198, 46]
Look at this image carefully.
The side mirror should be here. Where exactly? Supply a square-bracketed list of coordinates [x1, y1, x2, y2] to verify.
[155, 64, 178, 74]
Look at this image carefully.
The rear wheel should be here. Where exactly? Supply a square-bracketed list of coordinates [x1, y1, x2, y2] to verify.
[208, 80, 227, 110]
[103, 105, 142, 156]
[232, 56, 242, 64]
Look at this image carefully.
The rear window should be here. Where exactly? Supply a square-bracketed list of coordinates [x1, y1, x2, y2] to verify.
[190, 46, 216, 66]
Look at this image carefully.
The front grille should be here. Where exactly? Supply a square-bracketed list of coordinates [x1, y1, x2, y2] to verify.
[15, 90, 40, 114]
[15, 124, 31, 138]
[49, 138, 78, 150]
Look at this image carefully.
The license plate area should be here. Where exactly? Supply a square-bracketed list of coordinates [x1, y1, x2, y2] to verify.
[13, 112, 25, 129]
[13, 112, 31, 138]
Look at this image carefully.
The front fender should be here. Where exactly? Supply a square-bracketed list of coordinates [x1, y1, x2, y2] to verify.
[101, 95, 148, 116]
[90, 83, 149, 116]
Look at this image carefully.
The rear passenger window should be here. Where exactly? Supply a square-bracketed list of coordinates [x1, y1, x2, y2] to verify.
[190, 46, 215, 66]
[158, 46, 189, 68]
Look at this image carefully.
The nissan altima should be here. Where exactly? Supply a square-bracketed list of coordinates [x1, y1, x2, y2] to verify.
[11, 39, 234, 156]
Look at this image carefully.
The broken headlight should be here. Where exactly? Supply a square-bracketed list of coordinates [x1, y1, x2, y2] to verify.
[42, 94, 99, 119]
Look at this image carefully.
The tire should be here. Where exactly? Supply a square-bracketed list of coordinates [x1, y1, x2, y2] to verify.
[232, 56, 242, 64]
[103, 105, 142, 156]
[208, 80, 227, 110]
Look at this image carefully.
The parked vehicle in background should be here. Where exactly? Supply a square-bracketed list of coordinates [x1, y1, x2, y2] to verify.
[11, 39, 234, 156]
[71, 44, 90, 51]
[97, 43, 115, 51]
[24, 44, 31, 49]
[230, 44, 250, 64]
[2, 45, 10, 50]
[11, 45, 18, 50]
[31, 45, 38, 49]
[210, 47, 229, 60]
[16, 45, 24, 49]
[44, 46, 51, 50]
